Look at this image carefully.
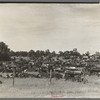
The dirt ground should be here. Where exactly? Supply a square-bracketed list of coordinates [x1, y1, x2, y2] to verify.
[0, 75, 100, 98]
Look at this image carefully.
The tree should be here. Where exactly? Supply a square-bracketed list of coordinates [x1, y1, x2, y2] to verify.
[51, 51, 56, 56]
[9, 50, 15, 56]
[59, 51, 63, 56]
[28, 50, 35, 57]
[0, 42, 11, 61]
[85, 51, 90, 57]
[15, 51, 28, 57]
[45, 49, 50, 56]
[73, 48, 77, 53]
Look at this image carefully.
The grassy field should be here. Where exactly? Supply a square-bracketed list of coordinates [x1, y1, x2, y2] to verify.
[0, 75, 100, 98]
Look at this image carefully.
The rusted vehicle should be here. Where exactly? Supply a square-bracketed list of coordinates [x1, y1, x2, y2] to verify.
[64, 67, 88, 83]
[1, 69, 13, 78]
[39, 66, 50, 78]
[54, 67, 64, 79]
[88, 67, 100, 76]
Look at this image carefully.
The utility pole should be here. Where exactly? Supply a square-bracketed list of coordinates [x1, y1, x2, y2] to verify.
[13, 67, 15, 86]
[50, 69, 52, 84]
[49, 64, 53, 84]
[12, 62, 16, 87]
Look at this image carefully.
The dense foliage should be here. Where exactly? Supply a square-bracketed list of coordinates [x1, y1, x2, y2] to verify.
[1, 41, 100, 71]
[0, 42, 11, 61]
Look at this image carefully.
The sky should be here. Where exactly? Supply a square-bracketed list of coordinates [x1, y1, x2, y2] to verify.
[0, 4, 100, 54]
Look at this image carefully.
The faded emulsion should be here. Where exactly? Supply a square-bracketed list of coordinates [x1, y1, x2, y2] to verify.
[0, 4, 100, 98]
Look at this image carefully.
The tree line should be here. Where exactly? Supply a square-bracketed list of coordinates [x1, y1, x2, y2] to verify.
[0, 41, 100, 68]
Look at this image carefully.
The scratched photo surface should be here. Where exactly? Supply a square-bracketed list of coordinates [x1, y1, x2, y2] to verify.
[0, 4, 100, 98]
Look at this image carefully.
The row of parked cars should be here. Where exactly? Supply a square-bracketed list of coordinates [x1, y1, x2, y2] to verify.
[0, 64, 100, 84]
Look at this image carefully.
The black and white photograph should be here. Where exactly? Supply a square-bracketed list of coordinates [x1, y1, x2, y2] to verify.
[0, 3, 100, 98]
